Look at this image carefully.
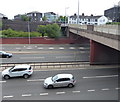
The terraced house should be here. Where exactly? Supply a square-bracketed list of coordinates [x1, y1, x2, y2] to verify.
[68, 13, 111, 25]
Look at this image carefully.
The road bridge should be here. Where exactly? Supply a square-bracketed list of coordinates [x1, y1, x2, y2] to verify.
[67, 24, 120, 65]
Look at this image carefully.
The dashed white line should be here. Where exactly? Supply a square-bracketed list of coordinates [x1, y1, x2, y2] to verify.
[56, 92, 66, 95]
[78, 47, 85, 49]
[49, 47, 54, 50]
[80, 51, 87, 53]
[88, 89, 95, 92]
[3, 95, 14, 98]
[59, 47, 64, 50]
[22, 94, 32, 97]
[38, 47, 43, 49]
[0, 81, 6, 83]
[83, 75, 118, 79]
[115, 88, 120, 90]
[72, 91, 80, 93]
[16, 48, 21, 49]
[69, 47, 75, 49]
[20, 57, 44, 59]
[56, 56, 73, 58]
[101, 88, 110, 91]
[27, 79, 45, 82]
[40, 93, 48, 96]
[26, 47, 32, 49]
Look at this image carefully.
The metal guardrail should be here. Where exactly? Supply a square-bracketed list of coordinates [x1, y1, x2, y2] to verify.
[0, 61, 90, 71]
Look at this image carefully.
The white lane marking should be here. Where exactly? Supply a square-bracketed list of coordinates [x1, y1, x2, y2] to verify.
[38, 47, 43, 49]
[69, 47, 75, 49]
[22, 94, 32, 97]
[0, 81, 6, 83]
[83, 75, 118, 79]
[101, 88, 110, 91]
[78, 47, 85, 49]
[40, 93, 48, 96]
[20, 57, 45, 59]
[72, 91, 80, 93]
[16, 47, 21, 49]
[26, 47, 32, 49]
[59, 47, 64, 49]
[3, 96, 14, 98]
[56, 56, 73, 58]
[88, 89, 95, 92]
[56, 92, 66, 95]
[115, 88, 120, 90]
[49, 47, 54, 50]
[27, 79, 45, 82]
[80, 51, 87, 53]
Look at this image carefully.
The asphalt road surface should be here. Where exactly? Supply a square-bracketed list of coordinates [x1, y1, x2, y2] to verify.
[1, 67, 119, 100]
[1, 44, 90, 63]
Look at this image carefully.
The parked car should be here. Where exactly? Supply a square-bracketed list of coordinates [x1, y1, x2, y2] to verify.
[2, 64, 33, 79]
[44, 74, 76, 89]
[0, 51, 12, 58]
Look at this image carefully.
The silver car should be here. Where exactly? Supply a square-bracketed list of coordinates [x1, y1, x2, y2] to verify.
[44, 74, 76, 89]
[2, 64, 33, 79]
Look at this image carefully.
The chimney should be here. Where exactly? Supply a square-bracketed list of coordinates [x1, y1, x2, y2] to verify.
[82, 13, 84, 16]
[91, 14, 93, 16]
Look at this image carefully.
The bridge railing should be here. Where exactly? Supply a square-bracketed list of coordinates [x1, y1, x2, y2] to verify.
[94, 25, 119, 35]
[68, 24, 120, 35]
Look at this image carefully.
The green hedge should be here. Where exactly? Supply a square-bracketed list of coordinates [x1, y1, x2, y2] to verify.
[106, 22, 120, 25]
[0, 28, 43, 38]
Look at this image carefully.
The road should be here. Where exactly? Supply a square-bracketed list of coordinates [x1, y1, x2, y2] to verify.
[1, 44, 90, 63]
[1, 67, 119, 100]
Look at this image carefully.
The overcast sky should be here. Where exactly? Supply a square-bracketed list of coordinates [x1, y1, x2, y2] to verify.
[0, 0, 119, 19]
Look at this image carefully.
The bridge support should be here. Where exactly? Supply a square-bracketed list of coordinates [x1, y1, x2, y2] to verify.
[90, 40, 120, 65]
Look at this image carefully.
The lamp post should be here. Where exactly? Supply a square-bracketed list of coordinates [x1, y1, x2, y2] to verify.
[27, 20, 30, 44]
[77, 0, 79, 24]
[65, 7, 69, 26]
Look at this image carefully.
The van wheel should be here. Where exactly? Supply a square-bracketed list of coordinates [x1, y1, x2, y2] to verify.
[68, 83, 74, 88]
[23, 74, 29, 79]
[4, 75, 10, 80]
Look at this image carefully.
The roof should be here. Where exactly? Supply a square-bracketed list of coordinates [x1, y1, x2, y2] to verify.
[27, 11, 42, 14]
[44, 12, 56, 15]
[56, 74, 73, 79]
[14, 64, 30, 69]
[69, 15, 102, 19]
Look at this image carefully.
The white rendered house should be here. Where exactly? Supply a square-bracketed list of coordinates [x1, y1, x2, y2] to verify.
[68, 14, 111, 25]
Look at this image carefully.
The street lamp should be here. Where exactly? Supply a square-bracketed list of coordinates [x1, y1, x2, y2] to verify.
[65, 7, 69, 26]
[27, 19, 30, 44]
[77, 0, 79, 24]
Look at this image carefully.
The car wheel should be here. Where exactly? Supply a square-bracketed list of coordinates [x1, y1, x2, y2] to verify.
[4, 75, 10, 80]
[68, 83, 74, 88]
[23, 74, 29, 79]
[6, 56, 9, 58]
[48, 85, 53, 89]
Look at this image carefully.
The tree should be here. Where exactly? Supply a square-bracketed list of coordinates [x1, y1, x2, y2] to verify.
[37, 23, 61, 38]
[42, 16, 47, 21]
[21, 15, 30, 21]
[57, 16, 65, 23]
[36, 25, 46, 37]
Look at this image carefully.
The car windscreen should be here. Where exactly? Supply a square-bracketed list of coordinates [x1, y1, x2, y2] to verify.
[52, 75, 58, 81]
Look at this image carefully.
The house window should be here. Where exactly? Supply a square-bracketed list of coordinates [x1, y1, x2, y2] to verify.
[95, 19, 97, 22]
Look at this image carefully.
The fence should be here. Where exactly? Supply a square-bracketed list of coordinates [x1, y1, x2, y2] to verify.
[0, 61, 89, 71]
